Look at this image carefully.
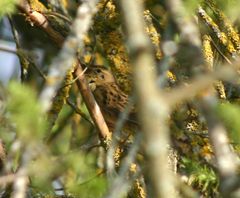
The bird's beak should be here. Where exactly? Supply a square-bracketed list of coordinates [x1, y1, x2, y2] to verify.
[88, 80, 96, 91]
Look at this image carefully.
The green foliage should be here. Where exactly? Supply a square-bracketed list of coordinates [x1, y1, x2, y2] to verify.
[4, 82, 107, 197]
[180, 157, 219, 196]
[0, 0, 16, 18]
[30, 151, 107, 197]
[67, 174, 107, 198]
[183, 0, 199, 14]
[7, 82, 47, 142]
[1, 0, 240, 197]
[215, 0, 240, 20]
[217, 102, 240, 144]
[64, 152, 107, 197]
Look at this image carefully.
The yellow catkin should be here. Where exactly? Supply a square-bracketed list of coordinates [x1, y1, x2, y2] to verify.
[16, 50, 30, 77]
[48, 66, 74, 126]
[131, 179, 146, 198]
[28, 0, 48, 12]
[143, 10, 162, 60]
[113, 147, 123, 167]
[102, 132, 112, 150]
[104, 31, 133, 93]
[198, 7, 236, 57]
[205, 0, 240, 52]
[202, 35, 226, 99]
[95, 0, 132, 93]
[202, 35, 214, 70]
[214, 82, 226, 99]
[60, 0, 68, 9]
[95, 1, 163, 93]
[82, 35, 95, 64]
[129, 163, 146, 197]
[166, 71, 177, 84]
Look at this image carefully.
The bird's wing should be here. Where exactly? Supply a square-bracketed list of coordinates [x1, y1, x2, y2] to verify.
[93, 84, 139, 126]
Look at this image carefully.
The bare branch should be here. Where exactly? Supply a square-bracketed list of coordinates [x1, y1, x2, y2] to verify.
[39, 0, 99, 112]
[74, 64, 110, 138]
[12, 168, 28, 198]
[0, 174, 16, 186]
[200, 95, 240, 195]
[104, 134, 141, 198]
[166, 0, 240, 195]
[166, 0, 201, 47]
[119, 0, 175, 197]
[17, 0, 64, 47]
[164, 64, 238, 106]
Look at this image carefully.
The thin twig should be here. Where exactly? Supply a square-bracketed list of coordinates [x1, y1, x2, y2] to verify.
[43, 11, 72, 23]
[60, 67, 88, 89]
[0, 46, 17, 54]
[67, 99, 94, 125]
[8, 16, 47, 81]
[106, 95, 136, 175]
[164, 64, 238, 106]
[8, 16, 25, 81]
[104, 134, 142, 198]
[210, 36, 232, 65]
[46, 109, 74, 144]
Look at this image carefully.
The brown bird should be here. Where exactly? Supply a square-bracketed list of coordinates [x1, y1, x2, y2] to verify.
[85, 65, 138, 133]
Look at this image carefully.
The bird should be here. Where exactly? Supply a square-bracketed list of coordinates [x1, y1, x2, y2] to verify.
[84, 65, 138, 133]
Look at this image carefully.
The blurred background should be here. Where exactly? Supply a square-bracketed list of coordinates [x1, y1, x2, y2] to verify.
[0, 18, 20, 85]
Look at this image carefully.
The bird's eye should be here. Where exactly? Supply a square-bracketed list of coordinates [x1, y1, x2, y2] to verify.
[96, 69, 101, 73]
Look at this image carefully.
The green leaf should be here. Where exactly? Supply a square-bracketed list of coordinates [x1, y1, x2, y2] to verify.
[0, 0, 16, 18]
[217, 102, 240, 144]
[7, 82, 46, 142]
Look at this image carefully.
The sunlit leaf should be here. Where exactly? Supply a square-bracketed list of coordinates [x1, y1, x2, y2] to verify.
[0, 0, 16, 18]
[217, 102, 240, 144]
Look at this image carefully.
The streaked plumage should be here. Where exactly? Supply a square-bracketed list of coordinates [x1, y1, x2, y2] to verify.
[85, 65, 138, 132]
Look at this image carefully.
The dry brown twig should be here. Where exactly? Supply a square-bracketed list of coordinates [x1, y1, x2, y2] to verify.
[17, 0, 110, 139]
[17, 0, 64, 47]
[74, 64, 110, 138]
[39, 0, 99, 112]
